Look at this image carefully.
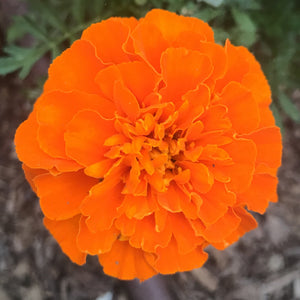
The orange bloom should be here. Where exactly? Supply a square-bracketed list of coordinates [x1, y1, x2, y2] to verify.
[15, 9, 282, 281]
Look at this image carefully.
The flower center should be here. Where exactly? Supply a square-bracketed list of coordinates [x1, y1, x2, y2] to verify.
[104, 110, 192, 193]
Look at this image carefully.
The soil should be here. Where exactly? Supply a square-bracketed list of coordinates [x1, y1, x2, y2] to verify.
[0, 3, 300, 300]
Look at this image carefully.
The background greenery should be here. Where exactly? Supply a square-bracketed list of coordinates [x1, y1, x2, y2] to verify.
[0, 0, 299, 129]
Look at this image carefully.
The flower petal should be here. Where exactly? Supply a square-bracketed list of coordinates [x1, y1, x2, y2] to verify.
[186, 121, 204, 141]
[98, 240, 157, 281]
[154, 237, 208, 274]
[226, 207, 257, 244]
[34, 170, 97, 220]
[219, 138, 257, 193]
[132, 22, 168, 72]
[115, 214, 137, 237]
[157, 182, 182, 213]
[201, 105, 231, 132]
[36, 90, 115, 159]
[202, 208, 241, 243]
[180, 161, 214, 193]
[242, 127, 282, 169]
[129, 215, 172, 252]
[117, 61, 160, 103]
[44, 40, 104, 93]
[174, 38, 226, 80]
[215, 39, 249, 92]
[170, 213, 205, 254]
[198, 193, 228, 225]
[238, 174, 278, 213]
[144, 9, 214, 43]
[218, 82, 260, 134]
[177, 83, 210, 128]
[84, 159, 116, 179]
[77, 216, 119, 255]
[65, 110, 116, 166]
[44, 215, 86, 265]
[118, 193, 156, 220]
[160, 47, 212, 102]
[81, 164, 126, 232]
[15, 111, 81, 172]
[81, 18, 137, 64]
[113, 80, 140, 121]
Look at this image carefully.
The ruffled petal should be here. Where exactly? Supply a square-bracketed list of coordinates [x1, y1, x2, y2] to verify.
[65, 110, 116, 166]
[215, 39, 249, 92]
[81, 181, 124, 232]
[129, 215, 172, 252]
[77, 216, 119, 255]
[84, 159, 116, 179]
[115, 214, 137, 237]
[219, 138, 257, 193]
[238, 174, 278, 213]
[117, 193, 156, 220]
[44, 215, 86, 265]
[113, 80, 140, 121]
[35, 170, 97, 220]
[36, 90, 115, 159]
[116, 61, 160, 103]
[81, 162, 126, 232]
[198, 192, 228, 225]
[218, 82, 260, 134]
[143, 9, 214, 43]
[180, 161, 214, 193]
[132, 22, 168, 72]
[154, 237, 208, 274]
[226, 207, 257, 244]
[170, 213, 205, 254]
[95, 61, 160, 104]
[15, 111, 81, 172]
[242, 127, 282, 169]
[81, 17, 138, 64]
[44, 40, 104, 93]
[177, 84, 210, 128]
[174, 38, 226, 80]
[98, 240, 157, 281]
[160, 47, 212, 102]
[157, 182, 182, 213]
[202, 208, 241, 242]
[201, 105, 231, 132]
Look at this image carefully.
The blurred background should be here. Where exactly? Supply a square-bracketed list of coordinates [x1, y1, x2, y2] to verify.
[0, 0, 299, 299]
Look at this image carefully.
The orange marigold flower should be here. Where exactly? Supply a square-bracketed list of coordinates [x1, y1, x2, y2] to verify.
[15, 9, 282, 281]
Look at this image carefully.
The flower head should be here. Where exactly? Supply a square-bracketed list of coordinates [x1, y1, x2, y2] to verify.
[15, 9, 282, 281]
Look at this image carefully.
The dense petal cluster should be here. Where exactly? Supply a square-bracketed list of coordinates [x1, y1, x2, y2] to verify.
[15, 9, 282, 281]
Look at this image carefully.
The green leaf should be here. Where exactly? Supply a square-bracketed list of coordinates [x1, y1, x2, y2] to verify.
[278, 91, 300, 123]
[72, 0, 86, 23]
[167, 0, 185, 12]
[28, 0, 67, 33]
[232, 9, 256, 30]
[0, 57, 23, 75]
[231, 8, 257, 47]
[19, 16, 49, 42]
[0, 45, 48, 79]
[194, 8, 223, 22]
[6, 16, 28, 44]
[201, 0, 224, 8]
